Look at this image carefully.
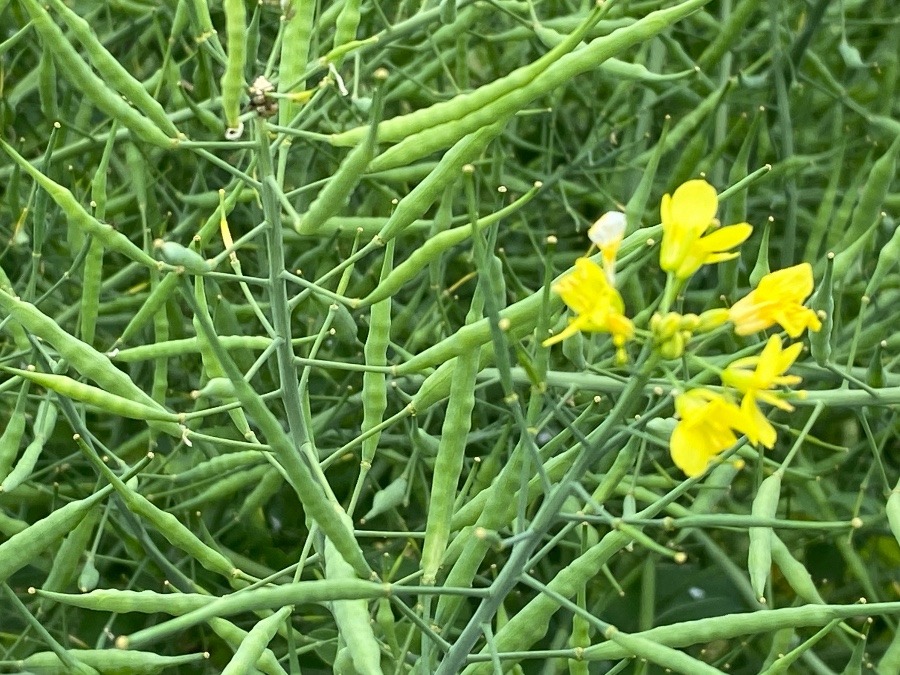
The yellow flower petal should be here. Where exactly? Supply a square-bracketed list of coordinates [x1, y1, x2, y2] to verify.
[668, 179, 718, 231]
[544, 257, 633, 349]
[729, 263, 822, 337]
[660, 181, 750, 279]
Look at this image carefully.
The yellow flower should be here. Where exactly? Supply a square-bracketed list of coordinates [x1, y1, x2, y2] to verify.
[670, 388, 753, 477]
[543, 257, 634, 349]
[728, 263, 822, 337]
[721, 335, 804, 448]
[659, 179, 753, 279]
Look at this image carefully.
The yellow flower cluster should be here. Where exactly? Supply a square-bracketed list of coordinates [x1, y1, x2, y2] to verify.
[544, 178, 824, 478]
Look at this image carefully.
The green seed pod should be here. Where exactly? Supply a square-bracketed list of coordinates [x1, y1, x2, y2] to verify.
[748, 472, 782, 602]
[0, 487, 111, 585]
[362, 475, 408, 522]
[809, 254, 834, 366]
[2, 396, 59, 493]
[154, 239, 212, 274]
[769, 533, 825, 605]
[77, 554, 100, 593]
[21, 649, 209, 674]
[0, 139, 158, 267]
[2, 367, 181, 423]
[221, 0, 247, 134]
[19, 0, 175, 148]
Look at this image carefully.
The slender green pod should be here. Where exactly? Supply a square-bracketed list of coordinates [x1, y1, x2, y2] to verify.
[221, 0, 247, 135]
[115, 273, 179, 345]
[221, 606, 292, 675]
[45, 0, 180, 138]
[369, 1, 717, 171]
[696, 0, 760, 70]
[0, 265, 30, 352]
[278, 0, 316, 125]
[120, 579, 390, 649]
[887, 478, 900, 547]
[332, 0, 362, 58]
[421, 284, 484, 584]
[357, 183, 540, 306]
[805, 116, 845, 262]
[748, 471, 782, 602]
[33, 587, 210, 614]
[360, 242, 394, 452]
[154, 240, 212, 274]
[835, 134, 900, 252]
[171, 451, 267, 484]
[809, 254, 834, 366]
[236, 467, 283, 522]
[0, 289, 178, 436]
[75, 436, 238, 580]
[603, 626, 724, 675]
[297, 84, 384, 235]
[2, 367, 181, 423]
[206, 614, 289, 675]
[324, 512, 384, 675]
[832, 206, 884, 281]
[331, 3, 609, 147]
[38, 42, 58, 119]
[864, 219, 900, 299]
[1, 395, 58, 493]
[0, 384, 30, 480]
[0, 140, 157, 267]
[624, 117, 670, 233]
[21, 649, 208, 674]
[174, 464, 271, 512]
[186, 282, 373, 579]
[19, 0, 174, 148]
[375, 122, 504, 240]
[769, 533, 825, 605]
[39, 507, 100, 610]
[0, 486, 112, 585]
[80, 238, 104, 346]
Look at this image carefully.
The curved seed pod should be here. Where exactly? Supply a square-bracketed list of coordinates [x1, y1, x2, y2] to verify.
[0, 383, 30, 481]
[0, 140, 157, 267]
[21, 649, 208, 674]
[221, 606, 293, 675]
[324, 513, 384, 675]
[221, 0, 247, 135]
[32, 587, 210, 614]
[19, 0, 175, 148]
[357, 183, 540, 307]
[154, 240, 211, 274]
[748, 472, 782, 602]
[0, 289, 180, 438]
[45, 0, 180, 137]
[809, 254, 834, 366]
[0, 487, 112, 585]
[332, 3, 608, 147]
[120, 579, 389, 649]
[38, 506, 100, 609]
[1, 396, 59, 493]
[769, 533, 825, 605]
[2, 367, 181, 423]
